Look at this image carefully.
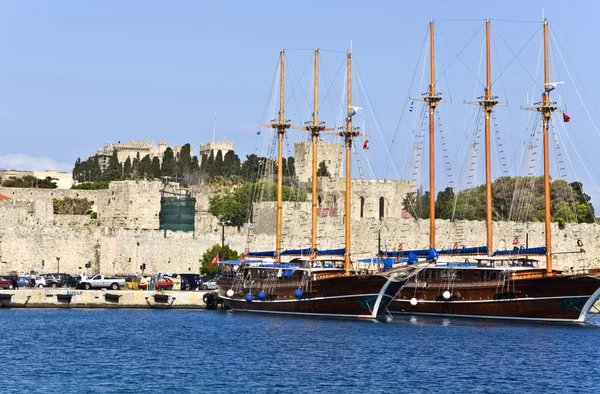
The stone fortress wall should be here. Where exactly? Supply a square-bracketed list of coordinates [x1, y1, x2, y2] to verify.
[1, 179, 599, 276]
[1, 140, 599, 275]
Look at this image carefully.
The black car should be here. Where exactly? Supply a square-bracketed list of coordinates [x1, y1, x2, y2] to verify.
[44, 273, 77, 288]
[178, 274, 203, 291]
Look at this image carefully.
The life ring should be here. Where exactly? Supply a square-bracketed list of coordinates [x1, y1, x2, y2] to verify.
[397, 243, 403, 251]
[577, 239, 584, 247]
[453, 243, 459, 250]
[512, 237, 519, 245]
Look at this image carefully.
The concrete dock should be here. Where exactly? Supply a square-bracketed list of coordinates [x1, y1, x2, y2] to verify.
[0, 289, 219, 309]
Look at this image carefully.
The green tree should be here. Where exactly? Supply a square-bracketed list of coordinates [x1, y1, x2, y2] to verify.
[161, 147, 177, 177]
[206, 150, 215, 178]
[151, 157, 162, 179]
[287, 156, 296, 177]
[2, 175, 57, 188]
[138, 155, 152, 178]
[317, 160, 330, 177]
[435, 187, 455, 219]
[123, 157, 133, 178]
[201, 244, 240, 276]
[223, 151, 241, 177]
[191, 155, 200, 173]
[214, 150, 224, 177]
[103, 151, 122, 181]
[178, 143, 193, 176]
[53, 196, 93, 214]
[132, 152, 141, 177]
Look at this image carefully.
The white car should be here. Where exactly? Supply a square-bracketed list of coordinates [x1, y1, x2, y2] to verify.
[200, 279, 217, 290]
[31, 275, 47, 288]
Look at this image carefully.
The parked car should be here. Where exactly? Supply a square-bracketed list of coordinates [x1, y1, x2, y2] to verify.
[200, 278, 217, 290]
[77, 275, 126, 290]
[138, 277, 173, 290]
[178, 274, 203, 290]
[0, 276, 15, 289]
[44, 274, 66, 288]
[17, 276, 31, 287]
[29, 276, 47, 288]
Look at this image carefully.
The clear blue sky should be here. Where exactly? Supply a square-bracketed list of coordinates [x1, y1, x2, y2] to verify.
[1, 0, 600, 206]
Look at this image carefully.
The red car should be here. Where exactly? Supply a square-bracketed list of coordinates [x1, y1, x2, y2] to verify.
[138, 277, 173, 290]
[0, 276, 16, 289]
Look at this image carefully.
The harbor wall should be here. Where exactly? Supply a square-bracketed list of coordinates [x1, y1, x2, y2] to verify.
[0, 181, 599, 275]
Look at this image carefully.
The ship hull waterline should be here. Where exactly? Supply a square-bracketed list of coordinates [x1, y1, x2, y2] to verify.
[218, 274, 406, 320]
[390, 275, 600, 323]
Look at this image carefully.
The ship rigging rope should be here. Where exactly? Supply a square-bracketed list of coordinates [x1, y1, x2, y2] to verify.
[550, 27, 600, 140]
[554, 115, 600, 219]
[435, 23, 486, 87]
[390, 26, 429, 179]
[319, 57, 346, 129]
[491, 24, 543, 90]
[434, 18, 541, 24]
[353, 58, 399, 179]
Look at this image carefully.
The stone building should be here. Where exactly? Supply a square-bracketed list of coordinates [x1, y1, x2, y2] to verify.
[199, 140, 233, 158]
[293, 140, 343, 183]
[0, 169, 73, 189]
[93, 140, 192, 171]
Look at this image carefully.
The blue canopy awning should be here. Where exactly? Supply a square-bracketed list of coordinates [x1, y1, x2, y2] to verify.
[493, 247, 546, 256]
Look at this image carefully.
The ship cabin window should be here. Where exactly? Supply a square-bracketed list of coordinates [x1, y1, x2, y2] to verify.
[463, 271, 469, 278]
[360, 197, 365, 218]
[490, 271, 497, 280]
[473, 272, 479, 279]
[379, 197, 385, 219]
[456, 270, 463, 280]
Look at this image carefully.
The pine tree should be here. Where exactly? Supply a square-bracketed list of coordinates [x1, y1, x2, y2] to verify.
[316, 161, 330, 177]
[178, 143, 193, 176]
[161, 147, 177, 177]
[138, 155, 152, 179]
[103, 151, 122, 181]
[206, 150, 215, 178]
[287, 156, 296, 177]
[132, 152, 141, 177]
[214, 150, 224, 177]
[123, 157, 133, 178]
[151, 157, 162, 179]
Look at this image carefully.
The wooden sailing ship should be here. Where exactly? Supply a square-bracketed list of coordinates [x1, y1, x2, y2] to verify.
[217, 49, 416, 319]
[388, 19, 600, 323]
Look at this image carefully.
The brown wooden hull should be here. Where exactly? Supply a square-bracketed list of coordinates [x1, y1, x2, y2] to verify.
[217, 274, 405, 320]
[390, 274, 600, 322]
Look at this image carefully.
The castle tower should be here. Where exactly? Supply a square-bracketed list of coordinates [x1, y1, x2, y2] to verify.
[294, 140, 343, 183]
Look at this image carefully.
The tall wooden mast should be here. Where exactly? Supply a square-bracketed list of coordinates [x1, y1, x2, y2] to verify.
[541, 19, 554, 274]
[424, 20, 442, 249]
[263, 50, 290, 260]
[307, 49, 327, 255]
[327, 51, 367, 274]
[524, 19, 557, 274]
[474, 19, 499, 255]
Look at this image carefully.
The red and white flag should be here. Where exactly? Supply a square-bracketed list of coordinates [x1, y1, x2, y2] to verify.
[209, 254, 219, 268]
[363, 140, 369, 150]
[563, 113, 571, 123]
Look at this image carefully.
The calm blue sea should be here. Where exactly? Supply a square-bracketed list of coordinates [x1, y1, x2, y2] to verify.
[1, 309, 599, 393]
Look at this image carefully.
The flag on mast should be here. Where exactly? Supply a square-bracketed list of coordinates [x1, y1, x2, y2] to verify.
[563, 113, 571, 123]
[363, 140, 369, 150]
[209, 254, 219, 268]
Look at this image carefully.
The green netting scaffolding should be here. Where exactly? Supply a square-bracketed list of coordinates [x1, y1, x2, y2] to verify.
[159, 196, 195, 232]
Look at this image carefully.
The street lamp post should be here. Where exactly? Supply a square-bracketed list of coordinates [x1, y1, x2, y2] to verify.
[218, 220, 232, 249]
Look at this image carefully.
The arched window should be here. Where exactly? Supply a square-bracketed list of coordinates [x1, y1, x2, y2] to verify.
[317, 195, 322, 207]
[379, 197, 385, 219]
[360, 197, 365, 218]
